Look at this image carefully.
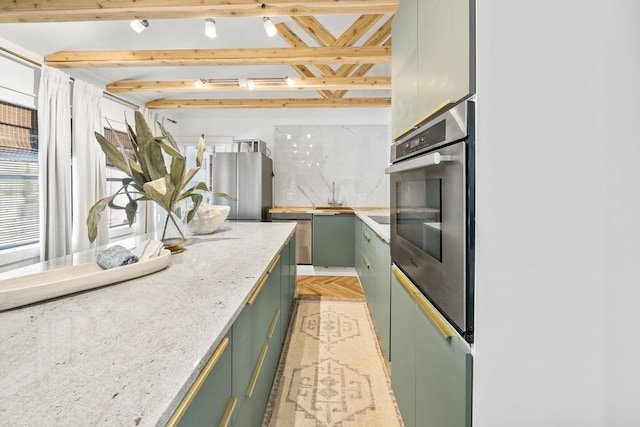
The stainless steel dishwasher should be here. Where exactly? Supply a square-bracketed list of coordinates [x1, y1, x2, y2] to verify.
[271, 213, 312, 264]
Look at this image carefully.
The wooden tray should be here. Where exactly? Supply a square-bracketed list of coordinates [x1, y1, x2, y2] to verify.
[0, 249, 171, 311]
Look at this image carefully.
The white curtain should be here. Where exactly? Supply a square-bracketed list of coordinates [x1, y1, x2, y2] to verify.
[72, 80, 107, 252]
[38, 65, 72, 261]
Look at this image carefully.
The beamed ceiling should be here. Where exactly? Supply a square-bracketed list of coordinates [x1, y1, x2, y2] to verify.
[0, 1, 399, 110]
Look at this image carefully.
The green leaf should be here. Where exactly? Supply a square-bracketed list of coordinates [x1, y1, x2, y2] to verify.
[186, 194, 203, 223]
[182, 136, 207, 187]
[213, 191, 237, 201]
[125, 200, 138, 226]
[158, 121, 180, 150]
[86, 195, 114, 243]
[143, 176, 175, 211]
[169, 156, 186, 202]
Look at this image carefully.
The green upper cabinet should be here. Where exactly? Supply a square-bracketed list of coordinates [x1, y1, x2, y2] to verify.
[392, 0, 475, 140]
[391, 0, 419, 139]
[313, 214, 355, 267]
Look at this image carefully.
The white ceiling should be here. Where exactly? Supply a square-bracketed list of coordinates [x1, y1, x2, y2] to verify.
[0, 15, 391, 109]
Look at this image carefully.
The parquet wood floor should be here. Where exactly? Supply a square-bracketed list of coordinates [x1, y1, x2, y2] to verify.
[296, 275, 365, 299]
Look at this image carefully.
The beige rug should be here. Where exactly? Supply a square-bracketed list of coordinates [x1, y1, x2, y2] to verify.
[263, 297, 404, 426]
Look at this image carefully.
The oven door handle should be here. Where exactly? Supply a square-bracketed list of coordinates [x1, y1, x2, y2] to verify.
[385, 151, 452, 174]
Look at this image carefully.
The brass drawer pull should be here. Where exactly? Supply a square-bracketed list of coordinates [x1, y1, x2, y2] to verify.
[363, 231, 371, 242]
[248, 254, 282, 305]
[393, 267, 416, 296]
[362, 255, 371, 269]
[246, 344, 269, 397]
[166, 337, 230, 426]
[413, 292, 456, 339]
[268, 308, 281, 339]
[393, 267, 455, 339]
[218, 396, 237, 427]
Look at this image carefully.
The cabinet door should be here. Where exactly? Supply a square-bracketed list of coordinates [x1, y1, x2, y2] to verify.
[170, 335, 234, 427]
[391, 0, 419, 139]
[312, 214, 355, 267]
[280, 236, 296, 343]
[373, 236, 391, 359]
[414, 292, 472, 427]
[417, 0, 472, 119]
[390, 270, 416, 427]
[354, 218, 363, 277]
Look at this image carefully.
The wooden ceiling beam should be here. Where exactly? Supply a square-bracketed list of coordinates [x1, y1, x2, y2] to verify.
[332, 14, 384, 47]
[333, 38, 392, 98]
[107, 76, 391, 92]
[145, 97, 391, 109]
[291, 16, 336, 46]
[0, 1, 399, 23]
[44, 46, 390, 68]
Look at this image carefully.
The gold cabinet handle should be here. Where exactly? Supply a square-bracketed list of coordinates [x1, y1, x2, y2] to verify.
[166, 337, 230, 427]
[267, 308, 281, 339]
[363, 231, 371, 242]
[247, 274, 269, 306]
[392, 267, 455, 339]
[246, 344, 269, 397]
[412, 292, 455, 339]
[218, 396, 237, 427]
[362, 255, 371, 269]
[393, 267, 415, 295]
[248, 253, 282, 305]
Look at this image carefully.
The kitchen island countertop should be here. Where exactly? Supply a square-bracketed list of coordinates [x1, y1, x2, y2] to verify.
[0, 221, 296, 427]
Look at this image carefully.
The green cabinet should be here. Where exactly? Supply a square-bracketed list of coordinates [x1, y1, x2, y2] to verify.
[354, 219, 391, 359]
[280, 235, 296, 342]
[168, 335, 235, 427]
[392, 0, 474, 139]
[390, 266, 473, 427]
[312, 214, 355, 267]
[169, 235, 296, 427]
[391, 0, 419, 139]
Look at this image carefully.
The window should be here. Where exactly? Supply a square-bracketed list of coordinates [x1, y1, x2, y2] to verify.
[102, 127, 137, 230]
[0, 101, 39, 251]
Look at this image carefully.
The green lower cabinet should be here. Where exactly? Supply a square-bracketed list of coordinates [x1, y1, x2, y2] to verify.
[280, 235, 296, 344]
[390, 267, 473, 427]
[169, 335, 234, 427]
[168, 236, 295, 427]
[372, 234, 391, 358]
[390, 270, 417, 427]
[355, 219, 391, 359]
[313, 214, 355, 267]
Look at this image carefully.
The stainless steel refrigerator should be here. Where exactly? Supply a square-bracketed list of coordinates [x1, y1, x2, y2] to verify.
[211, 152, 273, 221]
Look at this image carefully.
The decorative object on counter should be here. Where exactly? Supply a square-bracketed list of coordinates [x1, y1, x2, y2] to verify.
[263, 298, 403, 426]
[186, 204, 231, 235]
[86, 111, 234, 253]
[95, 245, 138, 269]
[0, 243, 170, 312]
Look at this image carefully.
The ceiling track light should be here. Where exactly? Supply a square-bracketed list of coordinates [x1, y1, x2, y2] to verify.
[195, 77, 297, 89]
[130, 19, 149, 33]
[263, 17, 277, 37]
[205, 18, 217, 38]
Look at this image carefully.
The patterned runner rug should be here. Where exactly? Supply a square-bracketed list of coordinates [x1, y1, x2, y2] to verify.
[263, 297, 404, 426]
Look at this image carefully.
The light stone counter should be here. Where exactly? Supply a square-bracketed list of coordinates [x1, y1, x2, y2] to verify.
[354, 209, 391, 243]
[0, 221, 296, 427]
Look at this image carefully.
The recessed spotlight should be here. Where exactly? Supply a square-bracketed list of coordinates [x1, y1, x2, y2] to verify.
[194, 79, 206, 89]
[246, 79, 256, 90]
[285, 76, 295, 87]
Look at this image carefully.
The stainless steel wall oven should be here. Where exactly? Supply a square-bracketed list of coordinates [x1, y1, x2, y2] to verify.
[386, 100, 475, 342]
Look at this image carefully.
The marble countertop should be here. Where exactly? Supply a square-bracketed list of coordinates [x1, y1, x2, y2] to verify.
[353, 209, 391, 243]
[0, 222, 296, 427]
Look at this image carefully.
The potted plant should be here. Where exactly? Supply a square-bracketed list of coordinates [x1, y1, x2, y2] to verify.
[87, 111, 232, 253]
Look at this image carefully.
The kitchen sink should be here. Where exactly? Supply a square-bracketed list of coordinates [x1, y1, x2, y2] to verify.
[368, 215, 390, 225]
[314, 206, 353, 211]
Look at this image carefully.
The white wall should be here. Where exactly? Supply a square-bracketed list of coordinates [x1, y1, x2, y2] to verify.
[474, 1, 640, 426]
[173, 107, 391, 147]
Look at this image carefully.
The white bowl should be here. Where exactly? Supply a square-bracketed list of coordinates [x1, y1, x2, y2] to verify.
[186, 204, 231, 235]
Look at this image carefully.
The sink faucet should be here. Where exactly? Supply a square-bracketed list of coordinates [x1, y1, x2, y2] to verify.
[328, 181, 336, 207]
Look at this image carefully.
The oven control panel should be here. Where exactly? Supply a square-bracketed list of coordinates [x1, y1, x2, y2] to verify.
[393, 120, 446, 162]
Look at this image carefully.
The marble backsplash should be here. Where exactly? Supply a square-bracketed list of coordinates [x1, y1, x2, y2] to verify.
[273, 125, 390, 208]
